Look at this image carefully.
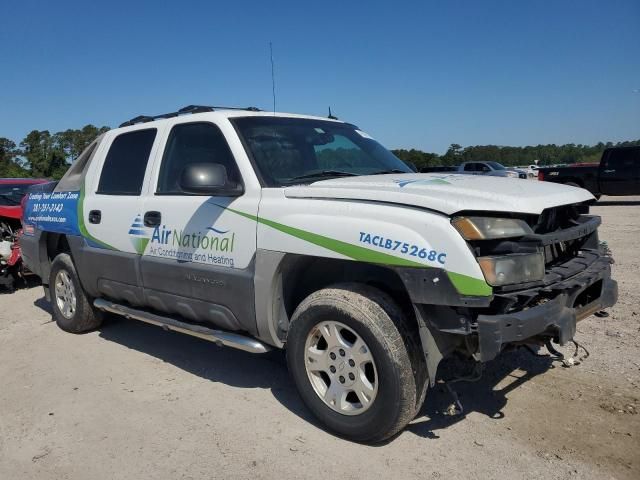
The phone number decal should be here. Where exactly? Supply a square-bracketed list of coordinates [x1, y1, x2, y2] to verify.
[24, 191, 81, 236]
[359, 231, 447, 265]
[30, 202, 65, 213]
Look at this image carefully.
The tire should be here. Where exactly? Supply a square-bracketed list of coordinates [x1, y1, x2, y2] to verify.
[286, 283, 426, 443]
[49, 253, 103, 333]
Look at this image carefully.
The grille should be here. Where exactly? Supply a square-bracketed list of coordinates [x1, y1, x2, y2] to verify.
[543, 239, 581, 266]
[533, 205, 582, 234]
[534, 205, 591, 266]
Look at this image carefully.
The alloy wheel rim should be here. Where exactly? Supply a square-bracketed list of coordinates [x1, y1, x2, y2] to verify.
[54, 271, 77, 319]
[304, 320, 378, 416]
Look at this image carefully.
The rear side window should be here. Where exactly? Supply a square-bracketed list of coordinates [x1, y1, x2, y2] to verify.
[464, 163, 476, 171]
[157, 122, 240, 194]
[97, 129, 157, 195]
[604, 148, 638, 174]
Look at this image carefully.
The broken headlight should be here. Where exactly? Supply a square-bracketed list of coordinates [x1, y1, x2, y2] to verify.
[478, 252, 545, 286]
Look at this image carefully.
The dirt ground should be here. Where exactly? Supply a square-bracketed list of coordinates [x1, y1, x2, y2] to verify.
[1, 196, 638, 480]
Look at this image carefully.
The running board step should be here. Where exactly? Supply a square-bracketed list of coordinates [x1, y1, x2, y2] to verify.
[93, 298, 271, 354]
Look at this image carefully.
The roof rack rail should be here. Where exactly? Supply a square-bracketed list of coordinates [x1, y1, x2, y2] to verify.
[178, 105, 214, 114]
[119, 105, 261, 128]
[211, 106, 262, 112]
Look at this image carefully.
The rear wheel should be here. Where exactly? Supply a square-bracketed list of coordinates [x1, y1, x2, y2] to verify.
[49, 253, 103, 333]
[286, 283, 426, 443]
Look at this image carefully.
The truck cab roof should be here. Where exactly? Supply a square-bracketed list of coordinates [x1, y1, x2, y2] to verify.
[116, 105, 347, 132]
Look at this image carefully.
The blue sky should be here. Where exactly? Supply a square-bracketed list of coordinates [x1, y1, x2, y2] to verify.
[1, 0, 638, 153]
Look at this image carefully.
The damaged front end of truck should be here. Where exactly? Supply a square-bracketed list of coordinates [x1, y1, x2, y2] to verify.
[406, 202, 617, 387]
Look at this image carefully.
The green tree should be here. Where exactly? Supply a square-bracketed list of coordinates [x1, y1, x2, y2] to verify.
[55, 125, 109, 163]
[441, 143, 463, 165]
[392, 149, 440, 170]
[20, 130, 67, 178]
[0, 138, 28, 177]
[16, 125, 109, 179]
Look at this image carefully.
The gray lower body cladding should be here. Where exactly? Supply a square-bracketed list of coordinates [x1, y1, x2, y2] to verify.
[395, 265, 491, 308]
[30, 233, 259, 336]
[20, 229, 46, 279]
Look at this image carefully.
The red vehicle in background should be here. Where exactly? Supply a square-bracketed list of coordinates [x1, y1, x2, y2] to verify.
[0, 178, 49, 290]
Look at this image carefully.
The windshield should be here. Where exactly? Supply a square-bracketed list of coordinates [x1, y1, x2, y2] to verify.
[232, 117, 412, 186]
[0, 183, 30, 206]
[486, 161, 506, 170]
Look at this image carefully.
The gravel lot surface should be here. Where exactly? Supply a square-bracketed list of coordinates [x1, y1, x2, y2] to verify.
[1, 196, 638, 480]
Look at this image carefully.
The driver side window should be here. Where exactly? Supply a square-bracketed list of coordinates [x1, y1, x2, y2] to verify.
[157, 122, 241, 194]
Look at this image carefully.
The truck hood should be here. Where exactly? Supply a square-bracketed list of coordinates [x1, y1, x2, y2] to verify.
[284, 173, 594, 216]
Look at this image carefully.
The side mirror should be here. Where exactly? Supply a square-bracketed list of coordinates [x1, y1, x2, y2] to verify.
[179, 163, 243, 196]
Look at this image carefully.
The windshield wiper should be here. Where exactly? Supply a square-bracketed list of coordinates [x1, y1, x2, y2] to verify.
[370, 169, 410, 175]
[286, 170, 360, 183]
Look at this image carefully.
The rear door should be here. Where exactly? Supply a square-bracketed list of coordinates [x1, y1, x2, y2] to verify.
[138, 119, 260, 333]
[80, 127, 161, 305]
[599, 148, 639, 195]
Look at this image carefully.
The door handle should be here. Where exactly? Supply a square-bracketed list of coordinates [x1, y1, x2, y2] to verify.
[144, 211, 162, 227]
[603, 169, 616, 173]
[88, 210, 101, 224]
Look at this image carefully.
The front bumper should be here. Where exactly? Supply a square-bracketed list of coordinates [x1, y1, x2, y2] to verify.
[475, 254, 617, 362]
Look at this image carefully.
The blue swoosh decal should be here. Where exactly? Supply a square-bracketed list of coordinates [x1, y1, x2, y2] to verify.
[395, 179, 418, 188]
[207, 227, 229, 234]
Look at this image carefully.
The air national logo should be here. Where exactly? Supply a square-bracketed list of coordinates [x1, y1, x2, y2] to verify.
[127, 215, 235, 257]
[150, 225, 235, 252]
[128, 215, 150, 254]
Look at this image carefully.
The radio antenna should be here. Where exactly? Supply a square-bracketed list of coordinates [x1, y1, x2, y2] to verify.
[270, 42, 276, 115]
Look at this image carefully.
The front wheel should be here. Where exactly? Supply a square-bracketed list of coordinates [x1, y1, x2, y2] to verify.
[286, 284, 426, 443]
[49, 253, 103, 333]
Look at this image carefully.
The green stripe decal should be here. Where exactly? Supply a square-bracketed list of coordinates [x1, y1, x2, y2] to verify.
[78, 185, 117, 250]
[225, 207, 492, 297]
[447, 271, 492, 297]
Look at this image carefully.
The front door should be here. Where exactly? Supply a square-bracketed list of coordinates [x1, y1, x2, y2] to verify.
[139, 120, 259, 333]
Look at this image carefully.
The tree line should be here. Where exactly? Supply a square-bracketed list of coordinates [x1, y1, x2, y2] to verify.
[392, 140, 640, 171]
[1, 124, 638, 179]
[0, 125, 109, 179]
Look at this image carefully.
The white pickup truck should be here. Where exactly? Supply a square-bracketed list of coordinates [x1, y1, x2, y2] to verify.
[458, 161, 528, 179]
[20, 105, 617, 442]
